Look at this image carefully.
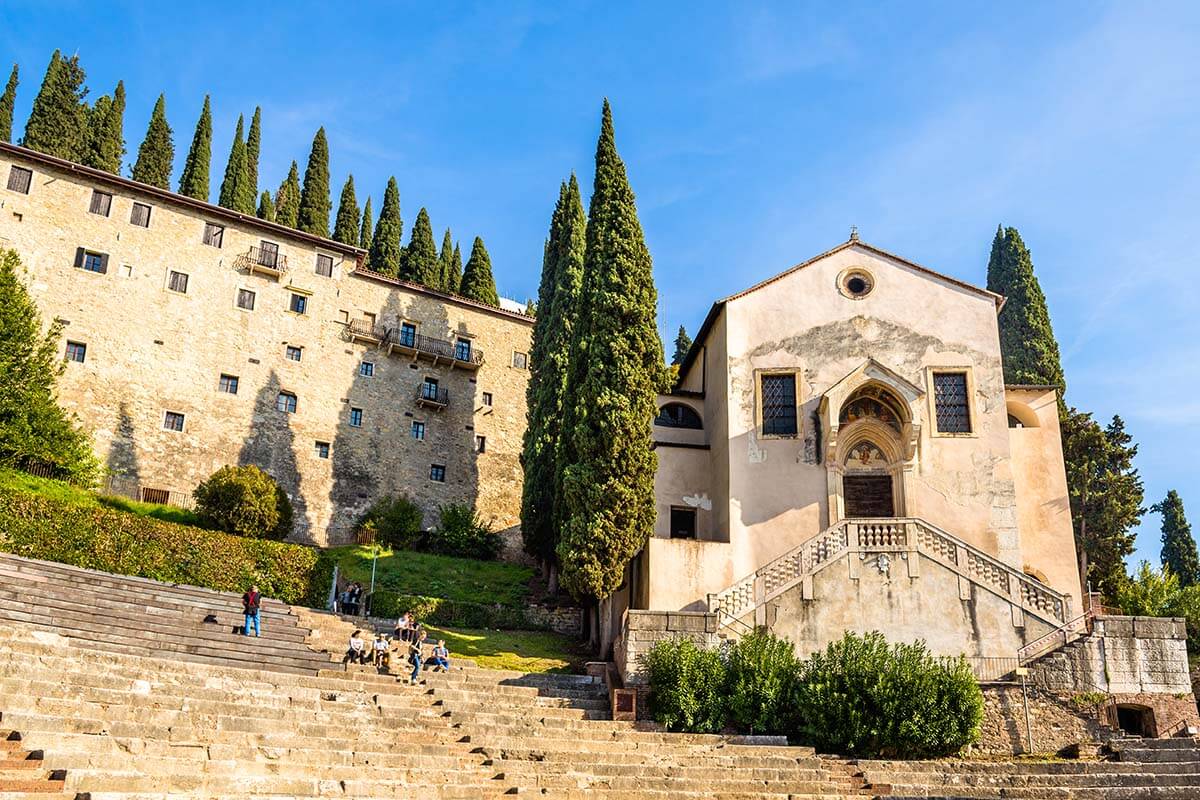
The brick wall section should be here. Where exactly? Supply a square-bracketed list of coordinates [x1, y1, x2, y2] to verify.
[615, 609, 719, 686]
[0, 144, 533, 547]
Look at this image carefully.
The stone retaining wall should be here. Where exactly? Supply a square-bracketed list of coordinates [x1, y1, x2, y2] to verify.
[615, 609, 719, 685]
[978, 684, 1110, 756]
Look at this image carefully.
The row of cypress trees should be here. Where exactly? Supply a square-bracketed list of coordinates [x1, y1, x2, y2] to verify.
[520, 101, 664, 640]
[0, 51, 501, 307]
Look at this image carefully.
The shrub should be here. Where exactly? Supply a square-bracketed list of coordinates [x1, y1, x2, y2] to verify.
[192, 465, 292, 540]
[789, 631, 982, 758]
[726, 629, 800, 735]
[368, 591, 536, 630]
[642, 637, 728, 733]
[359, 495, 423, 550]
[0, 487, 325, 605]
[422, 503, 503, 560]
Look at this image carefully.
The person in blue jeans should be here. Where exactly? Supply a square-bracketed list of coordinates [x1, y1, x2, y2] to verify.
[429, 639, 450, 672]
[408, 629, 427, 684]
[242, 585, 261, 637]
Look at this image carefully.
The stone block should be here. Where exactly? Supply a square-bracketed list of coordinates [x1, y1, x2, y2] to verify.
[628, 611, 668, 631]
[1132, 616, 1178, 640]
[666, 612, 709, 633]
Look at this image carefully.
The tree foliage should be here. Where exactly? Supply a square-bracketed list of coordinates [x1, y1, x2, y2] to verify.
[192, 464, 293, 541]
[449, 243, 463, 293]
[726, 630, 800, 735]
[1116, 562, 1200, 653]
[297, 127, 331, 237]
[402, 207, 439, 286]
[218, 115, 255, 214]
[332, 175, 360, 246]
[556, 101, 663, 602]
[245, 106, 261, 197]
[274, 161, 302, 228]
[643, 637, 728, 734]
[437, 229, 455, 292]
[178, 95, 212, 201]
[256, 190, 275, 222]
[82, 81, 124, 174]
[1154, 490, 1199, 587]
[130, 94, 173, 189]
[22, 50, 88, 160]
[0, 64, 17, 143]
[459, 237, 499, 306]
[671, 324, 692, 366]
[367, 177, 403, 275]
[359, 196, 374, 251]
[358, 495, 423, 550]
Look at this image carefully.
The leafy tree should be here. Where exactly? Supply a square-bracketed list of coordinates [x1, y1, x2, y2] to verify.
[524, 297, 536, 316]
[297, 127, 331, 237]
[459, 237, 499, 306]
[130, 94, 173, 189]
[192, 464, 293, 540]
[671, 325, 692, 366]
[22, 50, 88, 160]
[358, 196, 374, 251]
[367, 177, 403, 276]
[332, 175, 360, 245]
[726, 630, 800, 735]
[218, 115, 255, 214]
[274, 161, 301, 228]
[1116, 562, 1200, 652]
[556, 101, 664, 605]
[245, 106, 261, 196]
[643, 637, 728, 734]
[0, 64, 17, 143]
[1154, 490, 1199, 587]
[437, 229, 455, 291]
[257, 190, 275, 222]
[0, 249, 97, 482]
[424, 503, 503, 560]
[1062, 409, 1145, 597]
[357, 495, 423, 550]
[448, 244, 463, 293]
[521, 177, 585, 571]
[82, 81, 124, 174]
[986, 226, 1066, 407]
[178, 95, 212, 200]
[401, 207, 439, 285]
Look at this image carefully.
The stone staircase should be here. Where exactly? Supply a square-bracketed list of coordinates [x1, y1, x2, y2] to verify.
[0, 728, 70, 798]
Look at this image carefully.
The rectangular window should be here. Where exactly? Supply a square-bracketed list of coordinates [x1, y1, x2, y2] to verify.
[129, 202, 152, 228]
[236, 288, 256, 310]
[163, 411, 185, 432]
[88, 189, 112, 216]
[398, 322, 417, 348]
[258, 240, 280, 268]
[276, 391, 297, 414]
[315, 253, 334, 277]
[167, 270, 189, 294]
[420, 378, 440, 402]
[6, 166, 32, 194]
[315, 441, 330, 459]
[512, 351, 528, 370]
[474, 435, 487, 454]
[285, 345, 302, 362]
[455, 339, 472, 361]
[933, 372, 972, 433]
[670, 507, 698, 539]
[482, 392, 493, 407]
[349, 407, 363, 427]
[218, 373, 239, 394]
[430, 464, 446, 483]
[760, 373, 798, 436]
[202, 222, 224, 248]
[411, 421, 426, 440]
[359, 361, 374, 377]
[75, 248, 108, 274]
[65, 341, 86, 363]
[290, 293, 307, 314]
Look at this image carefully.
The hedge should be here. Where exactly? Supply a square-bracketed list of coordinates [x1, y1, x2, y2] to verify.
[0, 488, 329, 606]
[368, 590, 543, 631]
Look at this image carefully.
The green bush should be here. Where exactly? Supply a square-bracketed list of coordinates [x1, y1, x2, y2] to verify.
[0, 487, 325, 605]
[1117, 561, 1200, 652]
[192, 465, 293, 540]
[642, 637, 728, 733]
[359, 495, 423, 550]
[422, 503, 503, 560]
[726, 629, 800, 735]
[789, 631, 982, 757]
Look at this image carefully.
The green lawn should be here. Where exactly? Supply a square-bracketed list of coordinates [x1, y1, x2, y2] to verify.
[426, 625, 587, 673]
[329, 544, 534, 607]
[0, 467, 206, 527]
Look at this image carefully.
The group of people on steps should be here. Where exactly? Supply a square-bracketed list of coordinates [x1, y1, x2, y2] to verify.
[344, 611, 450, 684]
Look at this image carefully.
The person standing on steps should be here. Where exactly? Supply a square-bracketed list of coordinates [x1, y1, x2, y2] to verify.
[242, 585, 262, 637]
[408, 628, 427, 684]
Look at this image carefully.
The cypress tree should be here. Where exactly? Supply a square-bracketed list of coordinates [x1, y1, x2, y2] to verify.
[257, 190, 275, 222]
[359, 197, 374, 251]
[556, 101, 664, 608]
[1154, 490, 1199, 587]
[448, 244, 463, 294]
[437, 229, 454, 291]
[245, 106, 261, 196]
[987, 226, 1066, 407]
[178, 95, 212, 200]
[130, 94, 173, 189]
[367, 177, 403, 276]
[332, 175, 360, 245]
[219, 115, 255, 214]
[22, 50, 88, 160]
[297, 127, 331, 237]
[671, 325, 692, 366]
[0, 64, 16, 143]
[274, 161, 301, 228]
[459, 237, 499, 306]
[521, 176, 586, 570]
[401, 207, 439, 285]
[82, 81, 125, 174]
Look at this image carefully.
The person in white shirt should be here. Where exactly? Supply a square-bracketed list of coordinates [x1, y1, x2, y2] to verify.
[345, 630, 368, 665]
[372, 632, 391, 669]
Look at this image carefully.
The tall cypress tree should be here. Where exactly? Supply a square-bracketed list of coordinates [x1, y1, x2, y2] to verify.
[257, 190, 275, 222]
[521, 176, 586, 570]
[130, 94, 173, 189]
[0, 64, 17, 143]
[359, 197, 374, 251]
[401, 207, 439, 285]
[245, 106, 262, 197]
[557, 101, 664, 608]
[274, 161, 301, 228]
[22, 50, 88, 160]
[367, 177, 403, 276]
[82, 81, 124, 174]
[448, 244, 463, 294]
[459, 237, 499, 306]
[437, 229, 455, 291]
[297, 127, 331, 237]
[1154, 490, 1199, 587]
[671, 325, 692, 366]
[178, 95, 212, 200]
[332, 175, 360, 245]
[219, 115, 255, 214]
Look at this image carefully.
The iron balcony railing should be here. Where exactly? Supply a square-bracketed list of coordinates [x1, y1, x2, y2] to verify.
[388, 329, 484, 366]
[348, 318, 385, 342]
[247, 246, 288, 272]
[416, 383, 449, 407]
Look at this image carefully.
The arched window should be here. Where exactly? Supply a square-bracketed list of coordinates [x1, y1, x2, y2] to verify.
[655, 402, 703, 429]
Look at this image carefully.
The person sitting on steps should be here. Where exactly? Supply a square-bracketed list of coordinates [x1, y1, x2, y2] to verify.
[372, 631, 391, 670]
[345, 629, 368, 665]
[241, 585, 261, 637]
[394, 612, 413, 643]
[408, 629, 428, 684]
[428, 639, 450, 672]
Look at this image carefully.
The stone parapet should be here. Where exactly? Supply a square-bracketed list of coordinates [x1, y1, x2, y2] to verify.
[614, 609, 719, 686]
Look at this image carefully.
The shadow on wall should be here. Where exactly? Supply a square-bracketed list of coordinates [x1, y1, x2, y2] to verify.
[329, 288, 481, 545]
[105, 401, 142, 497]
[238, 369, 311, 544]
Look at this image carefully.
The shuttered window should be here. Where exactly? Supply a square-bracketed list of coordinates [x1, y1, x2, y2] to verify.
[89, 190, 112, 216]
[130, 202, 152, 228]
[6, 166, 32, 194]
[315, 253, 334, 277]
[74, 248, 108, 274]
[202, 223, 224, 248]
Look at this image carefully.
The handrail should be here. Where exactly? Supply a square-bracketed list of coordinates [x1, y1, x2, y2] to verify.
[387, 328, 485, 366]
[1017, 608, 1094, 665]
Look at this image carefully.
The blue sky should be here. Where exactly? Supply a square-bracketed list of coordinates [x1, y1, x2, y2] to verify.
[2, 2, 1196, 568]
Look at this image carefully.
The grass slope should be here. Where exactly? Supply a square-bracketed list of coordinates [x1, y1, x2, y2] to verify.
[0, 468, 206, 527]
[426, 625, 586, 673]
[329, 544, 533, 607]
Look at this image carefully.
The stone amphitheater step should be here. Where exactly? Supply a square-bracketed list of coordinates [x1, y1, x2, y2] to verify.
[0, 730, 69, 798]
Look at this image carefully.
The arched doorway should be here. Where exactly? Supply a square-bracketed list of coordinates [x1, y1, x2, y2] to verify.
[835, 386, 909, 519]
[843, 441, 895, 517]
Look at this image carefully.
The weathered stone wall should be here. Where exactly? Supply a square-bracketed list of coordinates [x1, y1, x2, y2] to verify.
[615, 609, 719, 686]
[1031, 616, 1194, 695]
[978, 684, 1111, 756]
[525, 603, 584, 637]
[0, 145, 532, 547]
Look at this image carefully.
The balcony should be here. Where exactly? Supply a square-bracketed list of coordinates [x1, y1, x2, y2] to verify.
[386, 330, 484, 370]
[415, 382, 449, 410]
[241, 246, 289, 279]
[348, 318, 385, 345]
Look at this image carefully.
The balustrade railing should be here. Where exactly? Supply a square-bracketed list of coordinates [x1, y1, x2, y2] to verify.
[244, 246, 288, 272]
